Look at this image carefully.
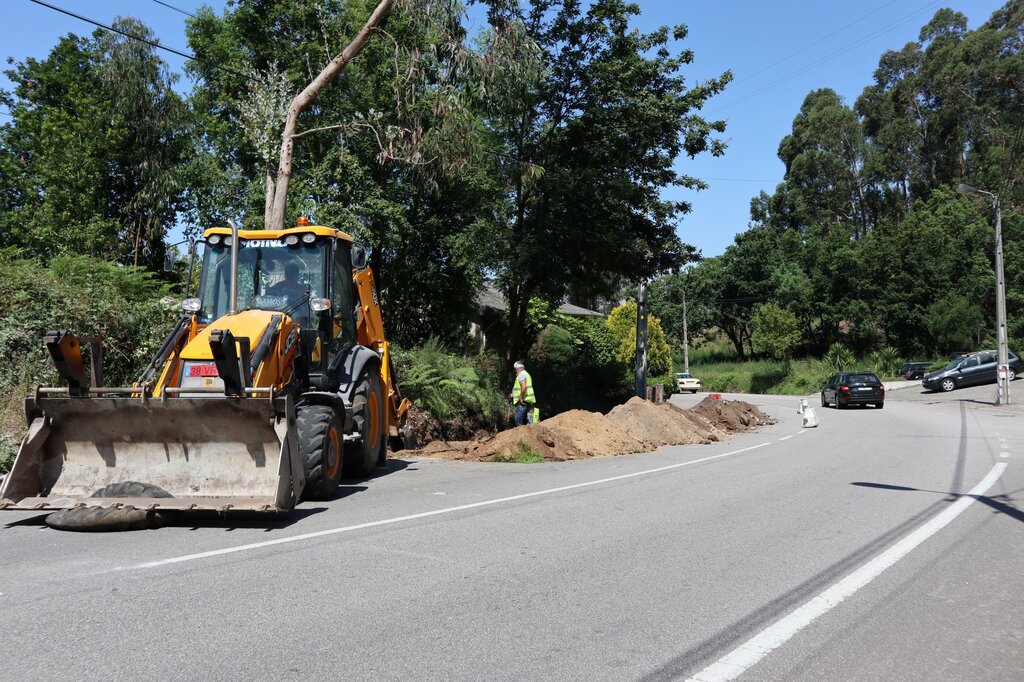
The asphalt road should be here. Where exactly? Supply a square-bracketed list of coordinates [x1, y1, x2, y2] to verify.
[1, 382, 1022, 680]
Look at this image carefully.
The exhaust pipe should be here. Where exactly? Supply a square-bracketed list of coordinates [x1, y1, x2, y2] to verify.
[228, 219, 239, 315]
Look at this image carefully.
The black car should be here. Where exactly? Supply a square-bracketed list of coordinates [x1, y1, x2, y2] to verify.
[821, 372, 885, 409]
[901, 362, 933, 380]
[921, 350, 1022, 392]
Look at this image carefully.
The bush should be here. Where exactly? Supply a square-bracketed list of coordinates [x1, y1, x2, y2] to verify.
[605, 301, 672, 376]
[529, 318, 632, 416]
[392, 339, 507, 438]
[0, 254, 179, 448]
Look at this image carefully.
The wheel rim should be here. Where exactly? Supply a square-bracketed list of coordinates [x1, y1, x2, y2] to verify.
[942, 379, 955, 391]
[1009, 369, 1017, 381]
[325, 427, 341, 479]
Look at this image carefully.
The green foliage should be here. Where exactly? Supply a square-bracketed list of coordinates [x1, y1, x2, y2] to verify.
[493, 439, 544, 464]
[393, 339, 506, 435]
[0, 255, 178, 393]
[483, 0, 729, 360]
[0, 20, 189, 268]
[529, 318, 632, 416]
[751, 303, 801, 360]
[0, 434, 15, 475]
[925, 296, 985, 354]
[868, 346, 902, 378]
[605, 302, 673, 377]
[824, 343, 857, 374]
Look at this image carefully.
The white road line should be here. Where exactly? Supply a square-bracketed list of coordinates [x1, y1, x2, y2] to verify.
[779, 436, 794, 441]
[1000, 452, 1009, 459]
[798, 430, 807, 434]
[686, 461, 1008, 682]
[129, 442, 772, 570]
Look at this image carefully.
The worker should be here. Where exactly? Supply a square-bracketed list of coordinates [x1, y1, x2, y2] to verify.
[269, 262, 306, 304]
[510, 360, 536, 425]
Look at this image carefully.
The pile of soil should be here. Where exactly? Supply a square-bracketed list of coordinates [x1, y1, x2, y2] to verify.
[405, 406, 443, 445]
[406, 395, 773, 463]
[608, 397, 722, 448]
[692, 396, 775, 431]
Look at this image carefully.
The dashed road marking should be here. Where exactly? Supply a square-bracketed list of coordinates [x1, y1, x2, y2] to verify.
[779, 435, 793, 441]
[1000, 452, 1009, 459]
[687, 462, 1008, 682]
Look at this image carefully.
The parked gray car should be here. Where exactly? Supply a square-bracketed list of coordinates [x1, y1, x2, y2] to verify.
[921, 350, 1022, 392]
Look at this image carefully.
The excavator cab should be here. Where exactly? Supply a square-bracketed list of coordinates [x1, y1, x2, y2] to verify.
[0, 220, 410, 519]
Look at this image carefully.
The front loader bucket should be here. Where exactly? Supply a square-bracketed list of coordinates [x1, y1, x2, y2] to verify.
[0, 396, 302, 513]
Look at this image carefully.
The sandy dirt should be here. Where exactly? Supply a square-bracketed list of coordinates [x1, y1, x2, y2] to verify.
[405, 395, 775, 462]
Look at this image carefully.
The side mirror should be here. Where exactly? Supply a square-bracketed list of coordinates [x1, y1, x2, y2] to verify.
[163, 252, 175, 272]
[351, 245, 367, 270]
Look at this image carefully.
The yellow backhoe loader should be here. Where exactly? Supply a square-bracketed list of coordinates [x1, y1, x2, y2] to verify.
[0, 220, 412, 518]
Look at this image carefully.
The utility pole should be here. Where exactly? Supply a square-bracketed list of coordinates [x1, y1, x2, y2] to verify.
[635, 280, 649, 399]
[957, 183, 1010, 405]
[682, 287, 689, 374]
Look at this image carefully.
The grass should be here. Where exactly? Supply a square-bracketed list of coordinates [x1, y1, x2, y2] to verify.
[679, 339, 940, 396]
[493, 439, 545, 463]
[0, 434, 16, 475]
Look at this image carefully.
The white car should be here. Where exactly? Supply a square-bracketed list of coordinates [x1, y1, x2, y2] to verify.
[675, 372, 701, 393]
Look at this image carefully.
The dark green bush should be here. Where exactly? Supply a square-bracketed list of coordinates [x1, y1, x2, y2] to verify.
[529, 318, 631, 416]
[0, 254, 180, 471]
[392, 339, 507, 437]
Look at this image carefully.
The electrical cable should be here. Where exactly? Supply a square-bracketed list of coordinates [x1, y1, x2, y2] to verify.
[151, 0, 197, 19]
[27, 0, 251, 81]
[731, 0, 902, 88]
[710, 0, 943, 115]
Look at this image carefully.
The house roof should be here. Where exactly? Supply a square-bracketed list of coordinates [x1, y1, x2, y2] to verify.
[477, 283, 605, 318]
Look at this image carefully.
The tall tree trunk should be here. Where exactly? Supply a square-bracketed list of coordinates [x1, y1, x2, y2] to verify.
[266, 0, 394, 229]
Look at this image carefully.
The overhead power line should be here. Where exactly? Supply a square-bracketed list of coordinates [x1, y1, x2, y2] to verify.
[151, 0, 198, 19]
[29, 0, 196, 61]
[710, 0, 943, 115]
[27, 0, 250, 81]
[732, 0, 902, 88]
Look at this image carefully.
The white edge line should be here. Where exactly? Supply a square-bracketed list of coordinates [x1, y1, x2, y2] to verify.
[779, 435, 794, 441]
[128, 442, 772, 570]
[686, 461, 1008, 682]
[798, 429, 807, 434]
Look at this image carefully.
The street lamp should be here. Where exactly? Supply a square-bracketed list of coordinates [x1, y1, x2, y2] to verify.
[957, 183, 1010, 405]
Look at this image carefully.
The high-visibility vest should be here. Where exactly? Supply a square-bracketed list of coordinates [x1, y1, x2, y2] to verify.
[513, 370, 536, 404]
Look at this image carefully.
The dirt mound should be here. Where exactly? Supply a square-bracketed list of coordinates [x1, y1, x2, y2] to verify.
[407, 396, 774, 462]
[476, 424, 583, 461]
[543, 410, 645, 456]
[607, 396, 719, 448]
[405, 406, 443, 444]
[692, 396, 775, 431]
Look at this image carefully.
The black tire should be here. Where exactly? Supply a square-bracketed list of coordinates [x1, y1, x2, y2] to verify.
[820, 393, 826, 407]
[91, 481, 173, 498]
[297, 405, 343, 501]
[876, 402, 884, 409]
[46, 505, 159, 532]
[347, 367, 386, 476]
[940, 377, 957, 392]
[836, 397, 845, 409]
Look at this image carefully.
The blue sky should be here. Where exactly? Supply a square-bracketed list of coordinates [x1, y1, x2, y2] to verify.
[0, 0, 1007, 256]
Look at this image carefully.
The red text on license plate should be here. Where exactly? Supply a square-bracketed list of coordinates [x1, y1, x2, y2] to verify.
[188, 364, 219, 377]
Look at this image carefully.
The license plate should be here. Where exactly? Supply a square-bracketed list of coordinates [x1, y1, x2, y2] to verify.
[188, 363, 219, 377]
